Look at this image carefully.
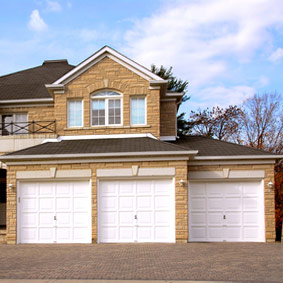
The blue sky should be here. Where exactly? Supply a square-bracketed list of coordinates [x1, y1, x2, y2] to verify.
[0, 0, 283, 114]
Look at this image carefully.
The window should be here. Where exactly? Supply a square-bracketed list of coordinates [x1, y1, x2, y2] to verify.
[68, 100, 83, 127]
[130, 97, 146, 125]
[91, 91, 122, 126]
[1, 113, 28, 135]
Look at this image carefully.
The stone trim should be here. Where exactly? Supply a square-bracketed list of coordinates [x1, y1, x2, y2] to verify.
[16, 169, 92, 179]
[188, 169, 265, 180]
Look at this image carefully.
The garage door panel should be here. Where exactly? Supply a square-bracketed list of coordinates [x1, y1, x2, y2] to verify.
[189, 181, 264, 242]
[22, 198, 37, 211]
[19, 181, 91, 244]
[39, 183, 53, 196]
[99, 179, 174, 243]
[119, 211, 134, 225]
[191, 198, 206, 210]
[120, 227, 135, 241]
[207, 198, 223, 211]
[39, 213, 53, 226]
[100, 182, 117, 195]
[137, 211, 153, 225]
[225, 212, 241, 225]
[137, 196, 152, 209]
[207, 213, 223, 225]
[137, 180, 152, 194]
[119, 196, 134, 210]
[155, 196, 170, 209]
[40, 198, 54, 211]
[225, 197, 241, 211]
[100, 196, 116, 210]
[56, 198, 71, 211]
[155, 211, 171, 225]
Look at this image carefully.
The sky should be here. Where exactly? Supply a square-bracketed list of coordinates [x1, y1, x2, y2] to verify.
[0, 0, 283, 115]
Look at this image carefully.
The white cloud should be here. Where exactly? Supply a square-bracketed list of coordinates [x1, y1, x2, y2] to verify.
[79, 29, 98, 42]
[180, 85, 255, 113]
[269, 48, 283, 63]
[123, 0, 283, 93]
[28, 10, 48, 31]
[46, 0, 61, 12]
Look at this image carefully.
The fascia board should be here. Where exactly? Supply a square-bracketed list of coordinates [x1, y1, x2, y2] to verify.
[0, 150, 198, 160]
[0, 98, 53, 104]
[194, 155, 283, 160]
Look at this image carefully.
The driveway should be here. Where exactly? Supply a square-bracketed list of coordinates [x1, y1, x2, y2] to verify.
[0, 243, 282, 282]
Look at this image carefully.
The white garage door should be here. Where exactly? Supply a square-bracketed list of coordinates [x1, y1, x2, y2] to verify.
[189, 181, 265, 242]
[18, 181, 91, 244]
[98, 179, 175, 243]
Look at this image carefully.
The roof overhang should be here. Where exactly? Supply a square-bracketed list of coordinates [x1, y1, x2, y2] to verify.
[0, 150, 198, 161]
[193, 155, 283, 160]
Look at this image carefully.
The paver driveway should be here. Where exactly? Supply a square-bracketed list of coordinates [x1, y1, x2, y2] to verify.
[0, 243, 282, 282]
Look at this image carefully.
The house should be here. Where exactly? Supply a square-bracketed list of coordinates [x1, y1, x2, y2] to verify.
[0, 46, 281, 244]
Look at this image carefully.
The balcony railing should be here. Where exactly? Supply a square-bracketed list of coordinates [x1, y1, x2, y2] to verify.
[0, 120, 56, 136]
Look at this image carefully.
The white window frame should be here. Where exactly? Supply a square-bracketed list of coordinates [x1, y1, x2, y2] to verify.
[67, 99, 84, 128]
[130, 96, 147, 126]
[90, 91, 123, 127]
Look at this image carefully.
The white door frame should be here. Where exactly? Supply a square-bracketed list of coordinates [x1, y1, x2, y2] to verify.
[97, 177, 175, 243]
[17, 178, 92, 244]
[188, 179, 266, 242]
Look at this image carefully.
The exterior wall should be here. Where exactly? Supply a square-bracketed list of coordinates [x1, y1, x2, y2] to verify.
[6, 159, 188, 244]
[160, 101, 177, 137]
[188, 163, 276, 242]
[54, 57, 161, 138]
[0, 105, 55, 122]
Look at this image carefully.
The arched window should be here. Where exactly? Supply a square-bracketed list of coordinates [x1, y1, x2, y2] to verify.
[91, 91, 122, 126]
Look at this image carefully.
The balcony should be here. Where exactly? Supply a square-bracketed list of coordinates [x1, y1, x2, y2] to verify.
[0, 121, 57, 156]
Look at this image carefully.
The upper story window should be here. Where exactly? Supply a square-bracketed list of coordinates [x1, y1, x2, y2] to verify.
[68, 100, 83, 127]
[91, 91, 122, 126]
[130, 97, 146, 125]
[1, 113, 28, 135]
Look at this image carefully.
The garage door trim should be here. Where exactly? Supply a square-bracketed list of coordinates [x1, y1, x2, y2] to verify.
[17, 179, 92, 244]
[97, 177, 175, 243]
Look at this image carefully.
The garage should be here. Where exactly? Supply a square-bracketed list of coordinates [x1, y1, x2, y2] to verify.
[98, 179, 175, 243]
[189, 181, 265, 242]
[18, 180, 91, 244]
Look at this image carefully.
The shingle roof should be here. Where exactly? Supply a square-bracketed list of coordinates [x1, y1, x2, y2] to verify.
[0, 60, 74, 101]
[4, 137, 192, 158]
[173, 135, 275, 156]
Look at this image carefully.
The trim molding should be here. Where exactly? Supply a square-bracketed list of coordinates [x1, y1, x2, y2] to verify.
[160, 136, 176, 141]
[194, 155, 282, 160]
[5, 156, 189, 165]
[188, 170, 265, 180]
[189, 160, 276, 165]
[0, 98, 53, 104]
[16, 169, 92, 179]
[97, 167, 175, 178]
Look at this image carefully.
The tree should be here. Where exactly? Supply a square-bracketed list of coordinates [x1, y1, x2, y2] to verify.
[189, 105, 242, 141]
[239, 92, 283, 154]
[151, 64, 190, 134]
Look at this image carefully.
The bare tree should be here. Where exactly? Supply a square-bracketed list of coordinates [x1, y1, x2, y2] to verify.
[240, 93, 283, 154]
[189, 105, 242, 141]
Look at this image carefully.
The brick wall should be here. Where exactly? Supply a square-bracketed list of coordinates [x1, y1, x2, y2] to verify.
[189, 163, 276, 242]
[6, 159, 188, 244]
[54, 57, 161, 138]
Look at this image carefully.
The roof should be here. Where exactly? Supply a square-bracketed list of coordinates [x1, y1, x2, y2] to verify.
[1, 137, 195, 160]
[52, 45, 165, 85]
[0, 60, 74, 101]
[173, 135, 279, 157]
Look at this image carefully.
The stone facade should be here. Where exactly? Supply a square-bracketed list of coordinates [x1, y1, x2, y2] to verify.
[160, 101, 177, 137]
[188, 163, 276, 242]
[53, 57, 162, 138]
[6, 159, 188, 244]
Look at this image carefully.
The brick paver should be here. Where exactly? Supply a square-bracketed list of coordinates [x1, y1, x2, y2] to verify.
[0, 243, 282, 282]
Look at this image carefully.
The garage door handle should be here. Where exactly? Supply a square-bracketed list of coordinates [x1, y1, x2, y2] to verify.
[223, 215, 226, 220]
[54, 216, 57, 221]
[134, 215, 137, 220]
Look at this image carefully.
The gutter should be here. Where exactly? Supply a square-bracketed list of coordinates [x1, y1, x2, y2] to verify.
[0, 98, 53, 104]
[193, 155, 283, 160]
[0, 150, 199, 161]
